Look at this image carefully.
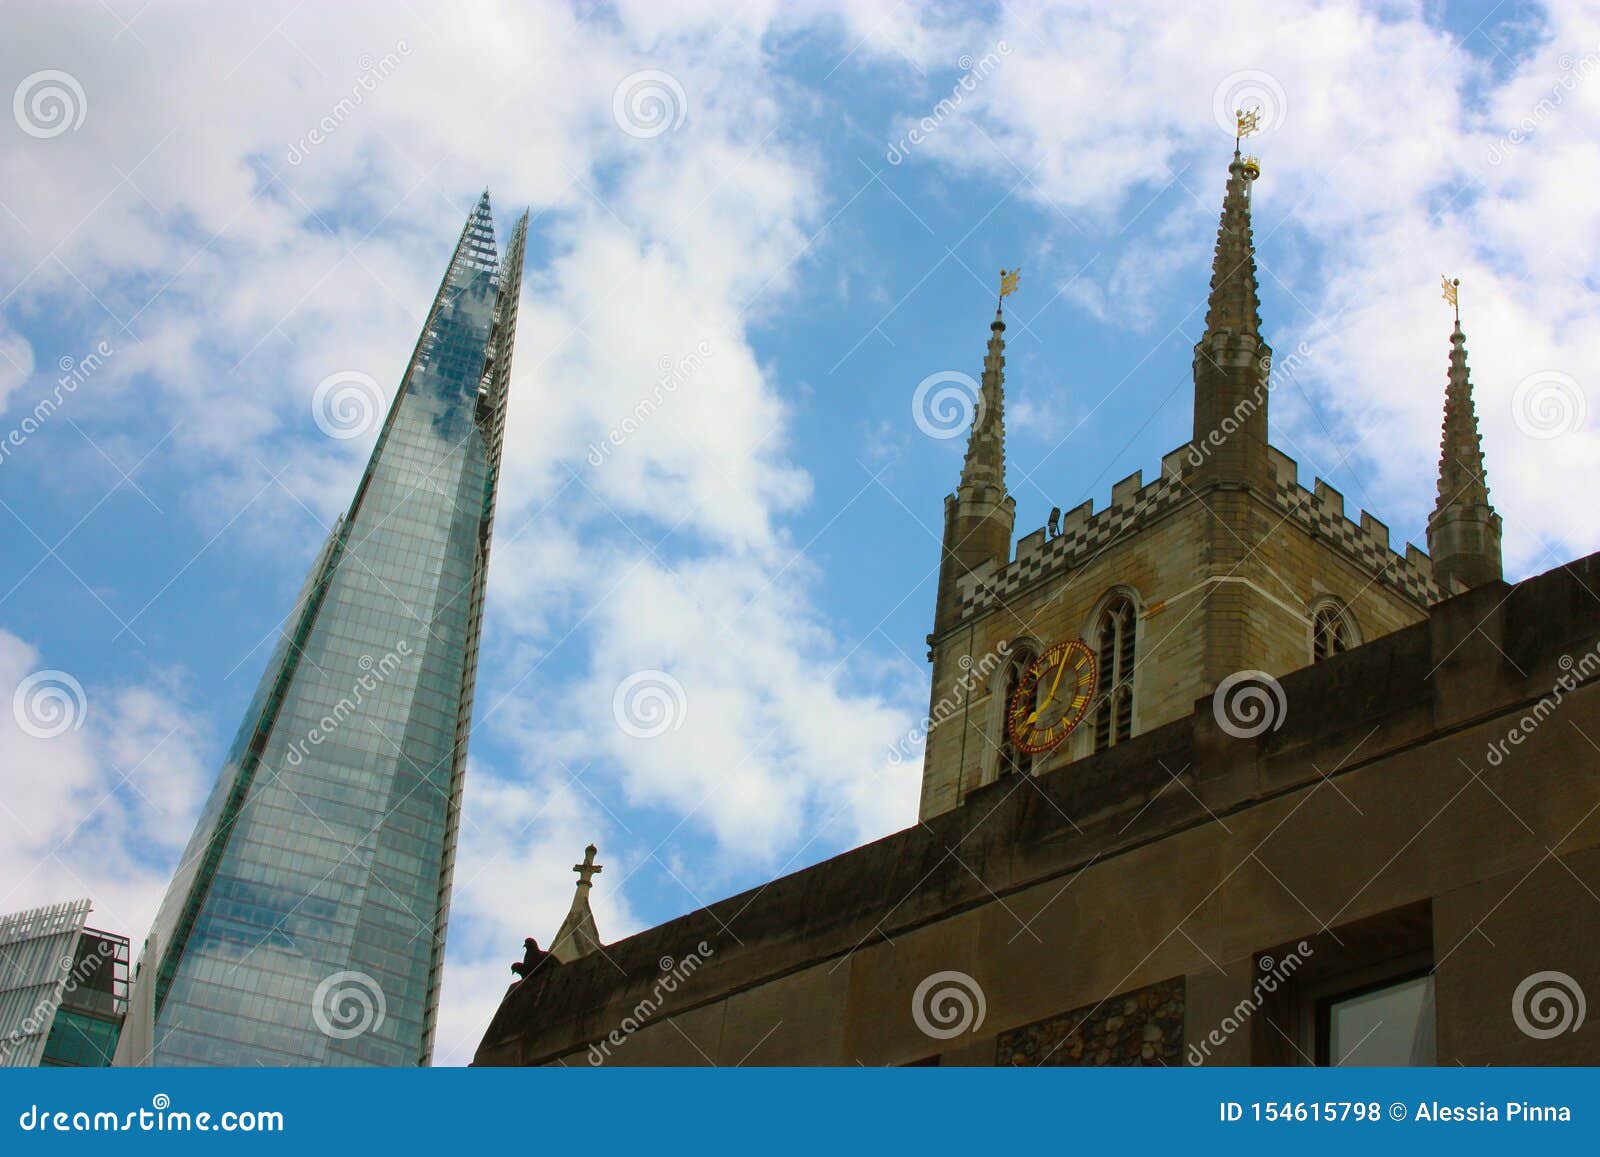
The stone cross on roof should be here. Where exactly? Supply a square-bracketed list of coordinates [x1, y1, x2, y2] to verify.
[550, 843, 604, 963]
[574, 844, 602, 888]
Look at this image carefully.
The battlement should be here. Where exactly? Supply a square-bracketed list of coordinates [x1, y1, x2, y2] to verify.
[955, 447, 1190, 617]
[952, 442, 1437, 622]
[1265, 445, 1438, 606]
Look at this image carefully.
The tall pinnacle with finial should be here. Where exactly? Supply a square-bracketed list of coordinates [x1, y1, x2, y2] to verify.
[549, 844, 604, 963]
[1427, 277, 1502, 595]
[1190, 110, 1272, 485]
[930, 270, 1019, 639]
[958, 270, 1016, 498]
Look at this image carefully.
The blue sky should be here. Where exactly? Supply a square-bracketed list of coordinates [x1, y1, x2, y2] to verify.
[2, 0, 1596, 1061]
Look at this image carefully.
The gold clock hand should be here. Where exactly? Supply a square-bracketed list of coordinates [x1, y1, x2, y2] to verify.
[1026, 652, 1070, 725]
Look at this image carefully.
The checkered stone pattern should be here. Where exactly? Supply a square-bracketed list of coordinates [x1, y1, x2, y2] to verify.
[1272, 480, 1439, 606]
[961, 474, 1187, 615]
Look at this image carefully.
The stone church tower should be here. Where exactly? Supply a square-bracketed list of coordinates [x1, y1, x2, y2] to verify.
[918, 149, 1503, 819]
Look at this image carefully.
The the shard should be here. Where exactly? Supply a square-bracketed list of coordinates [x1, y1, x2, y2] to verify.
[121, 194, 527, 1065]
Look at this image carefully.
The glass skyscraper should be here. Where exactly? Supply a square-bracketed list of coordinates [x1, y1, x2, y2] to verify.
[125, 194, 527, 1066]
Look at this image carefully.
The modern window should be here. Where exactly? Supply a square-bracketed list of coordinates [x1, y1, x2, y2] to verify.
[1322, 973, 1435, 1066]
[1253, 902, 1434, 1067]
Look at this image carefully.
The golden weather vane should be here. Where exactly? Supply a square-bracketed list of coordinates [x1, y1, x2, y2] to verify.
[1235, 106, 1262, 147]
[1000, 267, 1021, 300]
[1441, 275, 1460, 322]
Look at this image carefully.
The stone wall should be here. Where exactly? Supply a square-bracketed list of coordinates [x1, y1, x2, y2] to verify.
[996, 977, 1185, 1066]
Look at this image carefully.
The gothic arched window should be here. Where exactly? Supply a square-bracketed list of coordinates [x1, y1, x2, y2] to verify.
[996, 644, 1037, 778]
[1092, 595, 1137, 752]
[1312, 604, 1354, 662]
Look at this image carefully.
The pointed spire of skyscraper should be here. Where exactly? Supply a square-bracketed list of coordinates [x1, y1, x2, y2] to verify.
[129, 191, 530, 1067]
[1427, 279, 1502, 594]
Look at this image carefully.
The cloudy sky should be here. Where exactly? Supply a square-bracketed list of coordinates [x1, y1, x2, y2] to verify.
[1, 0, 1596, 1063]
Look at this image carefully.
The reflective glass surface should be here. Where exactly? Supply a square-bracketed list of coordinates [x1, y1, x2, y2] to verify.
[142, 197, 523, 1065]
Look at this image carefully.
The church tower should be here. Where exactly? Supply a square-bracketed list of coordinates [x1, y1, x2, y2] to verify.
[917, 142, 1451, 820]
[1426, 287, 1503, 595]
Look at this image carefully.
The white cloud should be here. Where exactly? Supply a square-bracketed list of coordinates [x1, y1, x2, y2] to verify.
[0, 629, 208, 952]
[886, 0, 1600, 575]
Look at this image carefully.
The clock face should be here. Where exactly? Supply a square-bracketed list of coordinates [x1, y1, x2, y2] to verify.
[1007, 640, 1098, 756]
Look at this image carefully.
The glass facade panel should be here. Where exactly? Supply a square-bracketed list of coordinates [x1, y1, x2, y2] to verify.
[135, 195, 528, 1066]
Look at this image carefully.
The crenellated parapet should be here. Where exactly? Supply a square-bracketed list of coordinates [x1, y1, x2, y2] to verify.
[953, 447, 1191, 619]
[951, 442, 1438, 623]
[1265, 445, 1438, 607]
